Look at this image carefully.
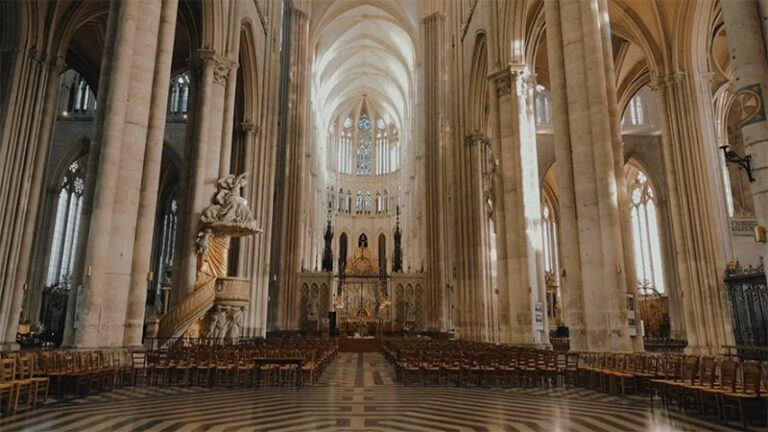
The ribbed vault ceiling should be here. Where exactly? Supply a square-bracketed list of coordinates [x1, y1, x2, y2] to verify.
[311, 2, 416, 132]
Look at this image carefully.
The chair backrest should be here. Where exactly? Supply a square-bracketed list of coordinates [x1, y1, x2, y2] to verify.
[0, 358, 15, 382]
[566, 353, 579, 370]
[556, 353, 567, 369]
[719, 358, 738, 392]
[615, 354, 625, 371]
[698, 356, 716, 386]
[131, 352, 146, 368]
[17, 355, 34, 379]
[741, 361, 762, 396]
[681, 355, 699, 383]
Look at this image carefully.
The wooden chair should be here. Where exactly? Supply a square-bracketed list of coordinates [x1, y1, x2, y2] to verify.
[0, 358, 16, 415]
[30, 356, 50, 407]
[721, 361, 767, 429]
[11, 356, 36, 413]
[563, 352, 580, 387]
[129, 351, 147, 387]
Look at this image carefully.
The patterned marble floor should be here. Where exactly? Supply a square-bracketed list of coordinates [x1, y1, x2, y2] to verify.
[0, 353, 743, 432]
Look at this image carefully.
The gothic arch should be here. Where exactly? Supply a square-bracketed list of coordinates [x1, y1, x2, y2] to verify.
[239, 20, 261, 124]
[47, 136, 90, 191]
[468, 33, 489, 133]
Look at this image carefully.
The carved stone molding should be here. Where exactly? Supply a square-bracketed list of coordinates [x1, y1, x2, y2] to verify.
[240, 122, 259, 137]
[464, 132, 491, 148]
[460, 0, 480, 42]
[490, 68, 536, 98]
[254, 0, 269, 35]
[493, 71, 512, 97]
[196, 49, 237, 87]
[651, 71, 687, 91]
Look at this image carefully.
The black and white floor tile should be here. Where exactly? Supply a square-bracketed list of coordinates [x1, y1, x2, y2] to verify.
[0, 353, 745, 431]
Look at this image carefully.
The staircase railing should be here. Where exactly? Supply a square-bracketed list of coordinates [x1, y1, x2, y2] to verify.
[157, 275, 217, 339]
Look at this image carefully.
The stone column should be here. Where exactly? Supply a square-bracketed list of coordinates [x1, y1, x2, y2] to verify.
[456, 133, 489, 341]
[544, 0, 633, 352]
[421, 12, 448, 331]
[721, 0, 768, 267]
[273, 7, 310, 330]
[179, 50, 236, 297]
[123, 0, 179, 348]
[61, 0, 120, 347]
[544, 0, 586, 350]
[490, 67, 548, 346]
[653, 72, 735, 354]
[0, 50, 66, 349]
[75, 0, 165, 348]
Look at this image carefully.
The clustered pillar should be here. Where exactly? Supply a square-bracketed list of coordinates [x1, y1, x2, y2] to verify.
[490, 68, 548, 346]
[721, 0, 768, 272]
[544, 0, 634, 352]
[72, 0, 174, 348]
[0, 49, 66, 350]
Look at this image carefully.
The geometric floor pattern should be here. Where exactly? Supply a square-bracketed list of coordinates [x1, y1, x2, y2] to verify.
[0, 353, 742, 431]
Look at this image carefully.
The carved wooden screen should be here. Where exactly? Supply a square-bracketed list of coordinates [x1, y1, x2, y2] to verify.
[724, 269, 768, 359]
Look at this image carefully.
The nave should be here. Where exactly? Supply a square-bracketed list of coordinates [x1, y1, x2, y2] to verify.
[0, 352, 739, 432]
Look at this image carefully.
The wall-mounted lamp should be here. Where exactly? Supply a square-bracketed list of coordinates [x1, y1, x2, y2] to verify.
[720, 145, 755, 182]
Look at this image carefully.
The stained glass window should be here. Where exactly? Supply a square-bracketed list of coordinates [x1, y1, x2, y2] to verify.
[628, 169, 665, 293]
[46, 161, 85, 286]
[541, 200, 559, 275]
[338, 117, 353, 175]
[534, 85, 552, 126]
[624, 93, 646, 126]
[168, 72, 190, 115]
[375, 119, 389, 175]
[153, 194, 178, 301]
[357, 115, 372, 176]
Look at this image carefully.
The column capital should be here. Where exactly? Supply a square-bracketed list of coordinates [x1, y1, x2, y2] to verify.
[489, 67, 536, 97]
[48, 56, 69, 75]
[241, 122, 259, 137]
[464, 132, 491, 147]
[195, 49, 238, 86]
[650, 71, 687, 91]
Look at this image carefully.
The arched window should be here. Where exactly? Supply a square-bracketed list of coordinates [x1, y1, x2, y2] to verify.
[46, 161, 86, 286]
[627, 95, 644, 125]
[357, 115, 372, 176]
[72, 77, 92, 113]
[627, 166, 665, 293]
[534, 85, 552, 126]
[168, 73, 190, 115]
[338, 117, 353, 174]
[541, 199, 559, 276]
[61, 71, 95, 116]
[376, 119, 389, 175]
[153, 194, 178, 299]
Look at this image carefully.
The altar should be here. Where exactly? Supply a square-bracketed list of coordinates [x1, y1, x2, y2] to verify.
[335, 247, 391, 336]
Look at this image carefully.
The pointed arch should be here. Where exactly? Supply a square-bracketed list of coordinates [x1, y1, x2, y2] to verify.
[468, 33, 489, 133]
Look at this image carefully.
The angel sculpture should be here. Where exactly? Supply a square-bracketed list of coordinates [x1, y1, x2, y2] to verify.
[199, 173, 260, 239]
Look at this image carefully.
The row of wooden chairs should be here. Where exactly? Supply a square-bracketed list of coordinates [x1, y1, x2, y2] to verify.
[0, 354, 49, 416]
[578, 351, 666, 395]
[384, 340, 579, 387]
[130, 340, 338, 388]
[384, 339, 768, 429]
[649, 355, 767, 429]
[1, 349, 126, 416]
